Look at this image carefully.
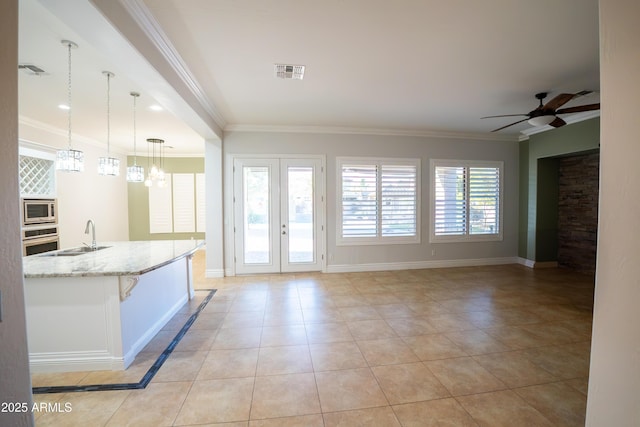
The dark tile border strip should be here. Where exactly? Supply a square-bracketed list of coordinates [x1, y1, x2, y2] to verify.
[32, 289, 217, 394]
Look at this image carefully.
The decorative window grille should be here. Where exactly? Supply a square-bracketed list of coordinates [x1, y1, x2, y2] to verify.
[19, 155, 56, 197]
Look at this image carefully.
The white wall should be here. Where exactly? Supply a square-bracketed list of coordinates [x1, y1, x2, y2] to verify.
[223, 130, 519, 273]
[0, 1, 34, 425]
[20, 122, 129, 248]
[586, 0, 640, 425]
[205, 138, 224, 277]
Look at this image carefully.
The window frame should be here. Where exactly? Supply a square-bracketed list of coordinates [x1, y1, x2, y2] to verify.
[430, 159, 504, 243]
[337, 157, 421, 246]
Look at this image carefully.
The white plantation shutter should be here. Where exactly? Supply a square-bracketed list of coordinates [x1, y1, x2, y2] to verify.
[381, 164, 417, 236]
[339, 158, 420, 244]
[172, 173, 195, 232]
[149, 174, 173, 233]
[196, 173, 206, 232]
[341, 164, 378, 237]
[469, 167, 500, 235]
[432, 160, 502, 242]
[434, 166, 466, 236]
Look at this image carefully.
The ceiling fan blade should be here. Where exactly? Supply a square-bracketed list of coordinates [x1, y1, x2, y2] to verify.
[549, 117, 566, 128]
[490, 118, 529, 132]
[481, 113, 528, 119]
[556, 103, 600, 114]
[543, 93, 576, 111]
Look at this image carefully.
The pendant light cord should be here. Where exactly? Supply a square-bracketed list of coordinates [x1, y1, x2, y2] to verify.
[106, 73, 111, 156]
[133, 93, 138, 165]
[67, 42, 72, 150]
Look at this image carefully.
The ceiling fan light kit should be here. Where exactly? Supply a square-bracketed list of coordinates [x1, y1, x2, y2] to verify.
[482, 91, 600, 132]
[528, 115, 556, 127]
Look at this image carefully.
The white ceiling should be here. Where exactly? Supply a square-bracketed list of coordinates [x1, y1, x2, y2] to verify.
[18, 0, 600, 155]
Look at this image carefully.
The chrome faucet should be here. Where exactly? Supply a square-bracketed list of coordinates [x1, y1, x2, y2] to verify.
[84, 219, 96, 249]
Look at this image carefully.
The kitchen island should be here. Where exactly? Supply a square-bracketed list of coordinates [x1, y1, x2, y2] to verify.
[22, 240, 204, 373]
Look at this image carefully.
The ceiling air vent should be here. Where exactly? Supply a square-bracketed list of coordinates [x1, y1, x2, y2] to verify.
[19, 64, 46, 75]
[274, 64, 305, 80]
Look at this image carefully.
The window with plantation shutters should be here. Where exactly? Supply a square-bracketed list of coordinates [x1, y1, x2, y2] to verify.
[338, 158, 420, 245]
[431, 160, 503, 242]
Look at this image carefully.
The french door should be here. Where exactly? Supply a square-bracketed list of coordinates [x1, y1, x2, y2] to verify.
[233, 157, 324, 274]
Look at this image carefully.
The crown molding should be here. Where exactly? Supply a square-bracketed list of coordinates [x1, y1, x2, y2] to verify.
[121, 0, 227, 130]
[224, 124, 519, 142]
[19, 116, 128, 155]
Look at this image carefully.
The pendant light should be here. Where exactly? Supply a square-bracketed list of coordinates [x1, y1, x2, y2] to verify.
[98, 71, 120, 176]
[126, 92, 145, 182]
[144, 138, 166, 187]
[56, 40, 84, 172]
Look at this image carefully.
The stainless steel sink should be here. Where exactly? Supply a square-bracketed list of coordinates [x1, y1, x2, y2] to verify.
[40, 246, 111, 257]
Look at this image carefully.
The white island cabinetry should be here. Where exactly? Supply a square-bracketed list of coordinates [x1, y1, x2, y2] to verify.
[22, 240, 204, 373]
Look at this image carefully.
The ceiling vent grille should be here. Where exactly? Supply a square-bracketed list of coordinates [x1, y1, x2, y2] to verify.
[19, 64, 46, 75]
[274, 64, 305, 80]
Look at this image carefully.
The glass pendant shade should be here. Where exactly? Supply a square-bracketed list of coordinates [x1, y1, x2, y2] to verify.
[127, 164, 145, 182]
[56, 40, 84, 172]
[98, 157, 121, 176]
[127, 92, 144, 183]
[528, 115, 556, 127]
[98, 71, 120, 176]
[145, 138, 166, 187]
[56, 148, 84, 172]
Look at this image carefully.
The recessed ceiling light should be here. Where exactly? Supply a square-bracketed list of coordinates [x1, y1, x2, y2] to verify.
[149, 104, 163, 111]
[58, 104, 70, 110]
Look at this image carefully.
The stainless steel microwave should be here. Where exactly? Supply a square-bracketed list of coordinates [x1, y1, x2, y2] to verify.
[22, 198, 57, 226]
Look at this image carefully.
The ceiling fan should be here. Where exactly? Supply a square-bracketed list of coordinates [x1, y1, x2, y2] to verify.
[482, 91, 600, 132]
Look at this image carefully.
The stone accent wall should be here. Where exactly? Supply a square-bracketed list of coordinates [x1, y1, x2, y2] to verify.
[557, 151, 600, 273]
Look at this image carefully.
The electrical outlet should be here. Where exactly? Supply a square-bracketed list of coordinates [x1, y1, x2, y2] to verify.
[431, 249, 436, 256]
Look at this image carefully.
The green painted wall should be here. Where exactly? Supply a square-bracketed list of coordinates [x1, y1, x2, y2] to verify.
[519, 118, 600, 261]
[518, 139, 529, 257]
[127, 156, 205, 241]
[535, 157, 560, 261]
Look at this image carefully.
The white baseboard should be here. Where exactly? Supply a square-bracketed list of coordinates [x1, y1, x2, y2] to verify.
[517, 257, 536, 268]
[205, 268, 225, 278]
[29, 351, 124, 373]
[326, 257, 520, 274]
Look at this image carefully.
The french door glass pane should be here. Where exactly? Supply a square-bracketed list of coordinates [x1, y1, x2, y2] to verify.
[243, 166, 270, 264]
[287, 166, 314, 263]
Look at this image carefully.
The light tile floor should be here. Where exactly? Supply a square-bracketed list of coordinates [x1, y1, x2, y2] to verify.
[32, 257, 594, 426]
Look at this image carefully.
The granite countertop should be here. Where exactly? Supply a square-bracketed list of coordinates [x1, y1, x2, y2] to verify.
[23, 240, 205, 278]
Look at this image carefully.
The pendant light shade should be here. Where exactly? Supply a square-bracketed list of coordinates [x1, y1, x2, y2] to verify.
[56, 40, 84, 172]
[126, 92, 145, 182]
[98, 71, 120, 176]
